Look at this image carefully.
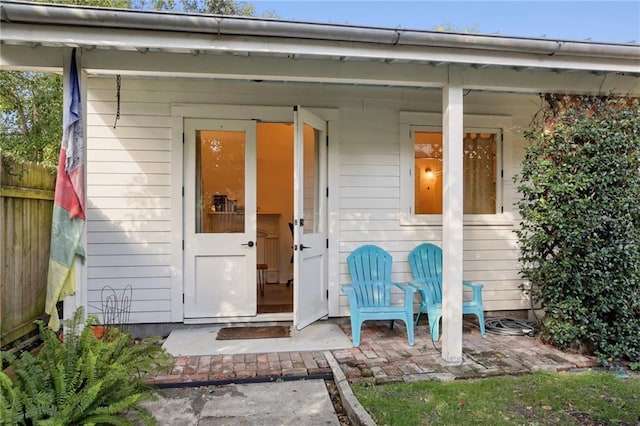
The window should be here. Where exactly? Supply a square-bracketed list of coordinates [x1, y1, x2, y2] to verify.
[400, 112, 510, 226]
[414, 129, 498, 215]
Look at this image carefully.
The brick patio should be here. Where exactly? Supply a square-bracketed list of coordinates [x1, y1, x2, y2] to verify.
[147, 318, 598, 386]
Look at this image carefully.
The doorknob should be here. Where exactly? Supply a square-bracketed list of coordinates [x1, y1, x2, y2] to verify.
[241, 241, 255, 247]
[300, 244, 311, 251]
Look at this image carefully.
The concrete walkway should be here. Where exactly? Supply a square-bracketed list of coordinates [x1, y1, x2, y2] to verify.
[146, 319, 597, 425]
[141, 379, 342, 425]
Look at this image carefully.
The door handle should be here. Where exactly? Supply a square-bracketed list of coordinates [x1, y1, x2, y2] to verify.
[300, 244, 311, 251]
[241, 241, 255, 247]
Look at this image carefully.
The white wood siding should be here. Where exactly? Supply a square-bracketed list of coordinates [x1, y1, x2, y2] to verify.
[85, 76, 536, 323]
[86, 78, 173, 323]
[335, 93, 539, 315]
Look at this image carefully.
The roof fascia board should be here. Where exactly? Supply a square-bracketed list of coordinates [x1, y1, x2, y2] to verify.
[81, 49, 640, 96]
[82, 48, 448, 88]
[462, 67, 640, 96]
[0, 43, 64, 70]
[2, 23, 639, 75]
[2, 1, 638, 61]
[2, 45, 638, 96]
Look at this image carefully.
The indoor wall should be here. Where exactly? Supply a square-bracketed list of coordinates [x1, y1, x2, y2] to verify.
[256, 123, 295, 312]
[257, 123, 294, 284]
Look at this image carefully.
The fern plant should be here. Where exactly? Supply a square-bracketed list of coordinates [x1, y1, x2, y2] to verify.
[0, 308, 172, 425]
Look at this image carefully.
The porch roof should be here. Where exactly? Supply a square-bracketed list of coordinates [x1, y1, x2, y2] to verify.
[1, 0, 639, 80]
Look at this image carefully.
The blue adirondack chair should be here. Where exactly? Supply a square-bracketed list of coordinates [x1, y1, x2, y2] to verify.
[342, 245, 416, 347]
[408, 243, 486, 341]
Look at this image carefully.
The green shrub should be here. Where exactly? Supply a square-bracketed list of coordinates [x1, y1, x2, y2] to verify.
[0, 308, 172, 425]
[515, 95, 640, 362]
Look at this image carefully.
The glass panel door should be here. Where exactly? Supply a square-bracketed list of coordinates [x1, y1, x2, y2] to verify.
[184, 119, 257, 319]
[196, 130, 246, 234]
[293, 107, 328, 329]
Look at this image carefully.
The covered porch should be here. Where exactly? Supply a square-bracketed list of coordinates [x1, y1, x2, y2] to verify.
[2, 1, 638, 365]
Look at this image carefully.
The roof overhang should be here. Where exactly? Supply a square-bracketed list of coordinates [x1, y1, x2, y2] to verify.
[2, 1, 639, 92]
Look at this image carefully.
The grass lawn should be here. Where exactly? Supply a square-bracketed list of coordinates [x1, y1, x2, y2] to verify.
[353, 371, 640, 425]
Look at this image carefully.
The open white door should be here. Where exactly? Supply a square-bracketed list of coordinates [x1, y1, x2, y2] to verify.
[183, 119, 257, 318]
[293, 107, 328, 329]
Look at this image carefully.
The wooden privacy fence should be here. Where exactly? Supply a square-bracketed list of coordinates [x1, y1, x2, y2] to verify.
[0, 156, 55, 347]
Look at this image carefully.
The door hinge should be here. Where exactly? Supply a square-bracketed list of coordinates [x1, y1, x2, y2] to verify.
[501, 170, 504, 178]
[299, 218, 304, 227]
[182, 186, 184, 197]
[182, 133, 185, 144]
[182, 294, 185, 303]
[326, 290, 329, 299]
[326, 238, 329, 248]
[326, 187, 329, 197]
[326, 135, 329, 147]
[501, 206, 504, 213]
[182, 240, 184, 250]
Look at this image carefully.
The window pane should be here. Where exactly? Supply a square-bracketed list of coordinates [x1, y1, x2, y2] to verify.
[414, 131, 497, 215]
[414, 132, 443, 214]
[196, 130, 245, 233]
[463, 133, 497, 214]
[303, 124, 319, 234]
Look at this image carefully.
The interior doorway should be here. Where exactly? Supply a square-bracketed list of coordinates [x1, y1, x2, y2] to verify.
[256, 123, 294, 314]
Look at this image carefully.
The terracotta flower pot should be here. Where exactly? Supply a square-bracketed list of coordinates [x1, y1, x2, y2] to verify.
[58, 325, 109, 341]
[92, 326, 108, 340]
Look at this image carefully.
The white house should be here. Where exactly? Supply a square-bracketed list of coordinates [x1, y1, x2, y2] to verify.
[2, 1, 638, 361]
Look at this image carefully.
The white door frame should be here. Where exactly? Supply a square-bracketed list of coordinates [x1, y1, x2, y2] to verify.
[170, 104, 339, 323]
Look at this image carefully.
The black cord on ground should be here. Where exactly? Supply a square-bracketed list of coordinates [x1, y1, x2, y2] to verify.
[485, 317, 539, 337]
[430, 335, 440, 353]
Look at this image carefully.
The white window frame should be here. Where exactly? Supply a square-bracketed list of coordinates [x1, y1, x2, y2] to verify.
[399, 112, 514, 226]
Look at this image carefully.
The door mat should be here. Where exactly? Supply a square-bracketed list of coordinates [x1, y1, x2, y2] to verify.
[215, 325, 290, 340]
[257, 304, 293, 314]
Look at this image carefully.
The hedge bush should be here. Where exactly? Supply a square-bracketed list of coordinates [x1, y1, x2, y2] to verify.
[515, 95, 640, 362]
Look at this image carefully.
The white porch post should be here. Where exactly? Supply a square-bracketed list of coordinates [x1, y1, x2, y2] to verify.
[441, 66, 464, 363]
